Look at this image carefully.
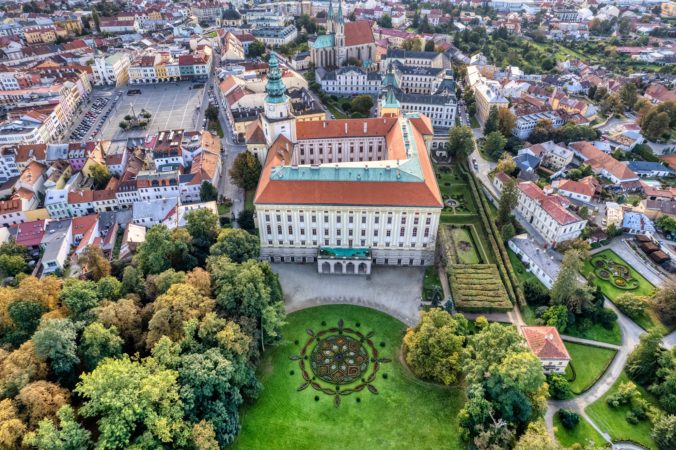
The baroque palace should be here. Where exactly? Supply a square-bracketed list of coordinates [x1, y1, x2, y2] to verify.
[246, 54, 442, 275]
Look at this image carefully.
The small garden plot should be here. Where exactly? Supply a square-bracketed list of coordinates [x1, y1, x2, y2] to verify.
[583, 250, 656, 300]
[449, 264, 512, 312]
[564, 342, 617, 395]
[450, 227, 481, 264]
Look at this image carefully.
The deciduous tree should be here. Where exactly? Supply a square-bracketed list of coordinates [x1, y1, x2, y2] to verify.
[32, 318, 80, 379]
[146, 284, 215, 348]
[497, 108, 516, 138]
[80, 322, 123, 371]
[199, 181, 218, 202]
[95, 297, 144, 351]
[78, 246, 110, 281]
[484, 131, 507, 159]
[16, 380, 70, 428]
[60, 280, 100, 320]
[229, 151, 261, 191]
[652, 414, 676, 450]
[497, 177, 518, 226]
[209, 228, 260, 263]
[627, 327, 664, 386]
[96, 276, 122, 301]
[0, 398, 26, 450]
[483, 106, 499, 135]
[654, 282, 676, 325]
[23, 405, 91, 450]
[0, 341, 48, 397]
[75, 356, 190, 449]
[186, 209, 220, 264]
[447, 126, 474, 161]
[403, 309, 467, 385]
[514, 420, 560, 450]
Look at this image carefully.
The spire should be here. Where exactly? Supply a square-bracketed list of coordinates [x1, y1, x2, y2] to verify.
[337, 1, 344, 24]
[327, 0, 334, 22]
[265, 54, 287, 104]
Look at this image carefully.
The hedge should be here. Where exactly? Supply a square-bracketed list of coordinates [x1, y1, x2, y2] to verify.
[464, 167, 517, 305]
[449, 263, 512, 312]
[466, 166, 527, 307]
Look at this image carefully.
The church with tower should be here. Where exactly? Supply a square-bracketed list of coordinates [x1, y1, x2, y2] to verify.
[309, 1, 376, 70]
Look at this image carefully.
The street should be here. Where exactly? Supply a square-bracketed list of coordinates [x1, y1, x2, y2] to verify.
[206, 75, 246, 221]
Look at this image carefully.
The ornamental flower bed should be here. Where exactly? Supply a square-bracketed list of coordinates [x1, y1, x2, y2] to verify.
[590, 256, 640, 291]
[289, 319, 390, 407]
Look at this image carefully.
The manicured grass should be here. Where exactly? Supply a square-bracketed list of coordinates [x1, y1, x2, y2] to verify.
[554, 413, 606, 448]
[244, 190, 255, 211]
[564, 343, 616, 395]
[564, 321, 622, 346]
[586, 372, 660, 450]
[235, 305, 465, 450]
[582, 250, 662, 332]
[422, 266, 442, 301]
[508, 249, 543, 288]
[451, 227, 481, 264]
[511, 250, 622, 345]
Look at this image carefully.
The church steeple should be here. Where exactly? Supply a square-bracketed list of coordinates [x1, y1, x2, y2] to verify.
[265, 53, 287, 104]
[337, 1, 344, 24]
[327, 0, 334, 33]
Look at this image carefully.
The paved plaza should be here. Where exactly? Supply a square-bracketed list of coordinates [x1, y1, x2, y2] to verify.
[272, 263, 425, 326]
[97, 82, 207, 140]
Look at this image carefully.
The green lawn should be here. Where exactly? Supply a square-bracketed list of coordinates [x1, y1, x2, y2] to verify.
[512, 250, 622, 345]
[564, 321, 622, 346]
[508, 249, 543, 288]
[564, 343, 616, 395]
[553, 413, 606, 448]
[582, 250, 662, 332]
[451, 227, 481, 264]
[586, 372, 660, 450]
[235, 305, 465, 450]
[244, 190, 255, 211]
[422, 266, 442, 301]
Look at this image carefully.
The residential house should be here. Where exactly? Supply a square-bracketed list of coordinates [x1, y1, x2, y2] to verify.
[521, 326, 571, 374]
[509, 234, 562, 289]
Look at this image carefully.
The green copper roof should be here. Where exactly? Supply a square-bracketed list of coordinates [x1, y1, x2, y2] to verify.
[313, 34, 335, 49]
[327, 0, 333, 21]
[337, 1, 344, 23]
[382, 87, 401, 109]
[270, 116, 424, 183]
[265, 53, 288, 104]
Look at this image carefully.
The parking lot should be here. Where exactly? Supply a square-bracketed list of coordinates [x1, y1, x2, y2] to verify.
[96, 82, 207, 140]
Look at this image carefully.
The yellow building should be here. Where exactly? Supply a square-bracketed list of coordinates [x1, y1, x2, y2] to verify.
[54, 16, 83, 34]
[23, 26, 57, 44]
[474, 82, 509, 126]
[662, 2, 676, 18]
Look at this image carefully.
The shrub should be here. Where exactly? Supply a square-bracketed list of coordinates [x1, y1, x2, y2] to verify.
[615, 293, 648, 320]
[548, 374, 573, 400]
[558, 409, 579, 429]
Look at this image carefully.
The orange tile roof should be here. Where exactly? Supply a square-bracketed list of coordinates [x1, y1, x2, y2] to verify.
[344, 21, 375, 47]
[558, 179, 595, 198]
[296, 117, 398, 140]
[255, 117, 442, 208]
[245, 120, 266, 144]
[522, 326, 570, 360]
[518, 181, 546, 201]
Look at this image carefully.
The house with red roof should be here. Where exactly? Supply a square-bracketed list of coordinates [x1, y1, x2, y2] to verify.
[497, 178, 587, 247]
[521, 326, 571, 374]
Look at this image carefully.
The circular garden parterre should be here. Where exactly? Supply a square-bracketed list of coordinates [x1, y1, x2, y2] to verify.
[290, 318, 390, 407]
[591, 255, 640, 290]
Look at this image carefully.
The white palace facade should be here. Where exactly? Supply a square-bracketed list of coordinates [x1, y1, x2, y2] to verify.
[247, 55, 443, 275]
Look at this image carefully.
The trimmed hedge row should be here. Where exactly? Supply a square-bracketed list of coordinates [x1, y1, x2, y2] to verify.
[464, 167, 518, 305]
[449, 263, 512, 312]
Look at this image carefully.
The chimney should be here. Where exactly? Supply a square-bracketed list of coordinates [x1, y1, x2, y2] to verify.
[545, 333, 553, 340]
[363, 122, 367, 133]
[323, 122, 327, 128]
[344, 123, 348, 134]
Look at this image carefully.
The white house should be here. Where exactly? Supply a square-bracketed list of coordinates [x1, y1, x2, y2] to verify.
[521, 326, 571, 374]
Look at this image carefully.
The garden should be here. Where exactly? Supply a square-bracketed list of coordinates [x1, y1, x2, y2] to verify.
[448, 264, 512, 312]
[234, 305, 465, 450]
[582, 250, 661, 331]
[553, 412, 606, 449]
[564, 342, 617, 395]
[586, 372, 664, 450]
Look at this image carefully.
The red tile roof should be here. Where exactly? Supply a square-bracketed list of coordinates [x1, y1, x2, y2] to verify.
[255, 117, 441, 208]
[522, 326, 570, 360]
[344, 21, 375, 47]
[16, 219, 45, 247]
[558, 179, 595, 198]
[518, 181, 546, 201]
